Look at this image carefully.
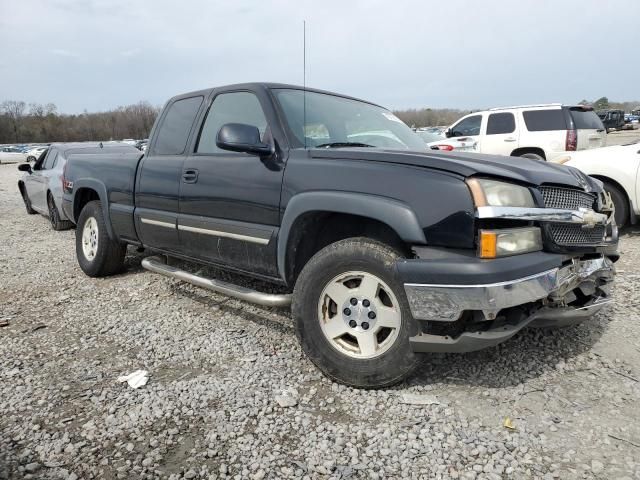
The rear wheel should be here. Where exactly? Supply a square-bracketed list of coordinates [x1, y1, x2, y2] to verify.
[48, 193, 73, 231]
[292, 238, 420, 388]
[602, 181, 628, 228]
[20, 187, 37, 214]
[75, 200, 126, 277]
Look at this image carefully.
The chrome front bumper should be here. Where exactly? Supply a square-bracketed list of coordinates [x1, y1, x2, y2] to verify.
[405, 256, 615, 322]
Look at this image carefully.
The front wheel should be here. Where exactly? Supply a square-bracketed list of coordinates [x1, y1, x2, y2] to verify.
[602, 181, 628, 228]
[75, 200, 126, 277]
[20, 188, 37, 214]
[292, 238, 420, 388]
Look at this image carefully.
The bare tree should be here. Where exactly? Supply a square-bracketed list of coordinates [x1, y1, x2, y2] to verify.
[1, 100, 27, 142]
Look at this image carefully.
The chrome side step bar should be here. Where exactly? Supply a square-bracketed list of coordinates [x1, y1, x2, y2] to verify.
[141, 255, 292, 308]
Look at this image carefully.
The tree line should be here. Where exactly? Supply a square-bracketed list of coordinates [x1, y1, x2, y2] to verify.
[0, 101, 160, 144]
[1, 95, 638, 145]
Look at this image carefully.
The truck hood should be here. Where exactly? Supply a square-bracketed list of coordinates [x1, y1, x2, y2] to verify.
[311, 148, 601, 191]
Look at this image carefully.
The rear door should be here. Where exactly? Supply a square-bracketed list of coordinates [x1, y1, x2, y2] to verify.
[480, 111, 518, 156]
[567, 106, 606, 150]
[178, 89, 285, 277]
[134, 95, 204, 253]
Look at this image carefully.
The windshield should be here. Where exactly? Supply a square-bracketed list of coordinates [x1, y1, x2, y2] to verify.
[273, 89, 426, 151]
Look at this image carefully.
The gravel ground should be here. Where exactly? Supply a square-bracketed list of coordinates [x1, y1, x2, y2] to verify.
[1, 163, 640, 480]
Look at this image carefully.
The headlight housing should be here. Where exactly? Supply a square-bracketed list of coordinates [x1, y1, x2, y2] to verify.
[479, 227, 542, 259]
[466, 178, 535, 208]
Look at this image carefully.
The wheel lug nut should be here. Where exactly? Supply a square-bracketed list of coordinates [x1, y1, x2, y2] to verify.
[362, 299, 370, 307]
[343, 308, 351, 316]
[361, 322, 369, 330]
[350, 298, 358, 306]
[349, 320, 357, 328]
[368, 311, 376, 319]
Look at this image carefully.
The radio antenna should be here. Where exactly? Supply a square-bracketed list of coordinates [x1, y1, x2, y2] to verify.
[303, 20, 307, 149]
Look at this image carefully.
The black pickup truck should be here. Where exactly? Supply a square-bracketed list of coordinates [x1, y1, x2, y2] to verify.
[62, 83, 618, 388]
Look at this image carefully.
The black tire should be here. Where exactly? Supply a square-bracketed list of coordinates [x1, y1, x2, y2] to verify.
[602, 181, 628, 228]
[48, 193, 73, 231]
[20, 187, 37, 214]
[75, 200, 126, 277]
[292, 237, 420, 388]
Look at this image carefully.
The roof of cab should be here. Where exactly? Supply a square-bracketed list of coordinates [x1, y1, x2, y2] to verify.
[167, 82, 384, 109]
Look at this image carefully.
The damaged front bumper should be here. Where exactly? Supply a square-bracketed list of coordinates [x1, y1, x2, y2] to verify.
[400, 252, 615, 353]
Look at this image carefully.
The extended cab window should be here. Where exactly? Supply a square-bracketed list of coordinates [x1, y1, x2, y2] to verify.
[451, 115, 482, 137]
[522, 109, 566, 131]
[154, 96, 203, 155]
[486, 113, 515, 135]
[197, 92, 267, 154]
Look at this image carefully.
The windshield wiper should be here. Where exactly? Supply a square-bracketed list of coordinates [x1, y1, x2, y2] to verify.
[315, 142, 375, 149]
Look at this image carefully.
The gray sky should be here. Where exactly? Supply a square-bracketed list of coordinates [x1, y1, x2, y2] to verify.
[1, 0, 638, 113]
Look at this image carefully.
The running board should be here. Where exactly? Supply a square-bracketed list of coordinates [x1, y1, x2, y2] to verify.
[141, 255, 292, 308]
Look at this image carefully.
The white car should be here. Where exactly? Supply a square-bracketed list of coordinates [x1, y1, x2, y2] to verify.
[430, 104, 606, 161]
[553, 141, 640, 227]
[0, 146, 28, 164]
[25, 146, 48, 162]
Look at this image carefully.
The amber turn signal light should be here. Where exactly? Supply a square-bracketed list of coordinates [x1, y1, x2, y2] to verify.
[479, 231, 497, 259]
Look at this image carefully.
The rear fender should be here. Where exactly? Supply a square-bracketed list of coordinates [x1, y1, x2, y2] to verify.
[72, 179, 117, 241]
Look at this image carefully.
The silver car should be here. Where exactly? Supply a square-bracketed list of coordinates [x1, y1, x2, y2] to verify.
[17, 143, 139, 230]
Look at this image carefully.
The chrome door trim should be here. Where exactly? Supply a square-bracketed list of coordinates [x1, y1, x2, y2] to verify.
[177, 224, 270, 245]
[140, 217, 176, 229]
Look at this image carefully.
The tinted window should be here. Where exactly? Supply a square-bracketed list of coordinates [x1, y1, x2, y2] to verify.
[570, 108, 604, 130]
[43, 150, 58, 169]
[154, 96, 203, 155]
[486, 112, 515, 135]
[522, 109, 567, 131]
[451, 115, 482, 136]
[197, 92, 267, 154]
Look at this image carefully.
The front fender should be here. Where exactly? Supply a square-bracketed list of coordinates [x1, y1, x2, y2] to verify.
[277, 191, 426, 280]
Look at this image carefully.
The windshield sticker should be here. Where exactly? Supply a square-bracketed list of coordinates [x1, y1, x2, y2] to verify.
[382, 112, 403, 123]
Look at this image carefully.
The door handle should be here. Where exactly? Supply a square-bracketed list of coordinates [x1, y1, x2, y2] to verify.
[504, 137, 517, 142]
[182, 169, 199, 183]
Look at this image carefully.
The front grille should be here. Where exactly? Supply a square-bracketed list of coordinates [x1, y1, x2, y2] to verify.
[549, 224, 606, 246]
[540, 186, 595, 210]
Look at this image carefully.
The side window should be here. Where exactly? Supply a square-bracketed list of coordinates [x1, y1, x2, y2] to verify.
[451, 115, 482, 137]
[154, 96, 204, 155]
[196, 92, 267, 154]
[43, 150, 58, 169]
[486, 113, 515, 135]
[522, 110, 567, 131]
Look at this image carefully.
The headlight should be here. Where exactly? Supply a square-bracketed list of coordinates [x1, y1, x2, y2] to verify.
[466, 178, 535, 207]
[478, 227, 542, 259]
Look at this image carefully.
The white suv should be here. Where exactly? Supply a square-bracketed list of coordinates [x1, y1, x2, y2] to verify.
[430, 104, 606, 161]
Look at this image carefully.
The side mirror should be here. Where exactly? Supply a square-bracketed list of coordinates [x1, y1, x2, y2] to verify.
[445, 128, 452, 138]
[18, 163, 32, 173]
[216, 123, 274, 157]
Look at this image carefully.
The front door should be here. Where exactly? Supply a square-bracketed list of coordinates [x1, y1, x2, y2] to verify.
[448, 114, 483, 152]
[25, 148, 57, 212]
[179, 90, 285, 277]
[134, 95, 204, 253]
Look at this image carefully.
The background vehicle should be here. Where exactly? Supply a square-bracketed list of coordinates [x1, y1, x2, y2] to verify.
[25, 145, 48, 162]
[554, 141, 640, 227]
[438, 104, 606, 161]
[0, 146, 28, 164]
[17, 142, 139, 230]
[597, 109, 625, 132]
[61, 83, 617, 388]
